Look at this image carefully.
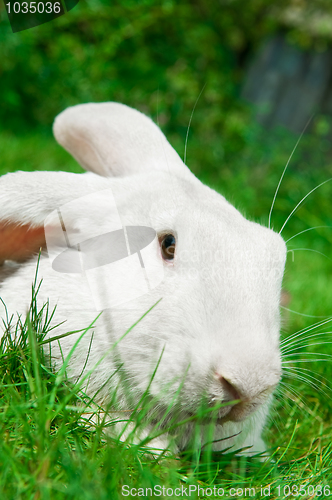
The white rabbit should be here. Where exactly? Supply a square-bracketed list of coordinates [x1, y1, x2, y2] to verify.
[0, 102, 286, 455]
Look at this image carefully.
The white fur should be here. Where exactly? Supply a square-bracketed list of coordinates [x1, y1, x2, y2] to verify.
[0, 103, 286, 455]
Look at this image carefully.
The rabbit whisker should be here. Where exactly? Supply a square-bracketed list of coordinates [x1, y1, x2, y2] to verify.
[280, 317, 332, 345]
[285, 225, 331, 243]
[183, 83, 206, 166]
[286, 247, 332, 262]
[268, 115, 312, 230]
[282, 366, 330, 391]
[281, 335, 332, 353]
[283, 366, 330, 390]
[277, 382, 323, 422]
[283, 372, 322, 394]
[281, 340, 332, 355]
[281, 330, 332, 349]
[277, 381, 304, 404]
[279, 177, 332, 234]
[280, 307, 331, 319]
[282, 357, 332, 363]
[282, 351, 332, 359]
[282, 375, 330, 400]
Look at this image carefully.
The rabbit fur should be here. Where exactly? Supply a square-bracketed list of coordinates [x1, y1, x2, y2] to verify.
[0, 102, 286, 455]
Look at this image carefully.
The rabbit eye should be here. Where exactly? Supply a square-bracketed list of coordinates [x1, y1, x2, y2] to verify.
[160, 234, 176, 261]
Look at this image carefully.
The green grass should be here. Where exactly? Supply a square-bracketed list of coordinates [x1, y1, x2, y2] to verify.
[0, 123, 332, 498]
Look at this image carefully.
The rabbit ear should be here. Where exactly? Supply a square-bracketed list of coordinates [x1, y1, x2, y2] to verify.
[53, 102, 192, 178]
[0, 171, 100, 263]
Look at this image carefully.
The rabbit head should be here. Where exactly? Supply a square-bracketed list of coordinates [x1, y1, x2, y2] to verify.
[0, 103, 286, 452]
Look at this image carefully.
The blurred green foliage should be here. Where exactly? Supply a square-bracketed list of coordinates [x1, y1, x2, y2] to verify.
[2, 0, 332, 132]
[0, 0, 292, 134]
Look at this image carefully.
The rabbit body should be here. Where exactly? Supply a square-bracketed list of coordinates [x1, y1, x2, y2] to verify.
[0, 103, 286, 454]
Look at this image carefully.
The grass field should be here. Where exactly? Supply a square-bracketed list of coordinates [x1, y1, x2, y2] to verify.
[0, 121, 332, 499]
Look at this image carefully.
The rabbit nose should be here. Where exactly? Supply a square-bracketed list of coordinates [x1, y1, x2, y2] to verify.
[216, 374, 241, 403]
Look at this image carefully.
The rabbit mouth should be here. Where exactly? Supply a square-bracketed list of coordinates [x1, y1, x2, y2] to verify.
[217, 400, 262, 423]
[183, 400, 256, 425]
[181, 398, 249, 424]
[215, 402, 237, 419]
[216, 389, 274, 423]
